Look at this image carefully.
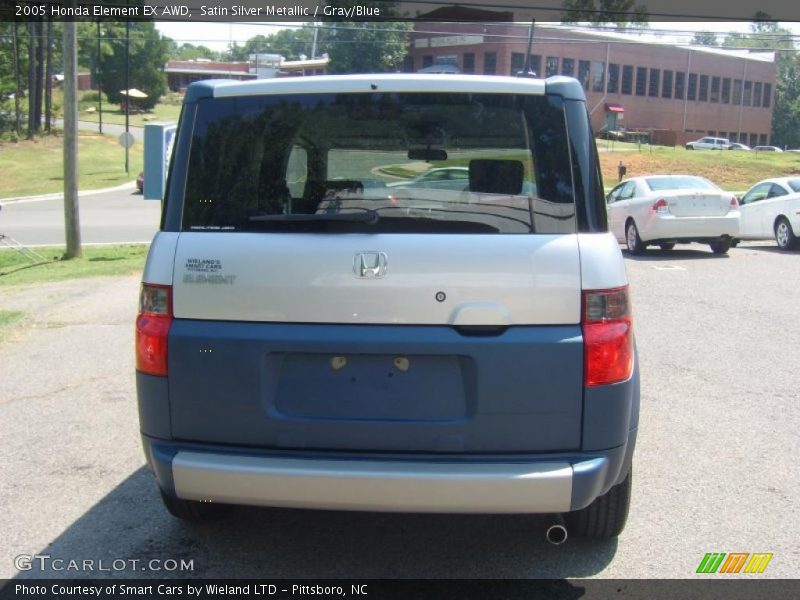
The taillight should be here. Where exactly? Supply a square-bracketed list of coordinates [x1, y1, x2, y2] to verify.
[136, 284, 172, 376]
[651, 198, 669, 214]
[582, 286, 633, 387]
[729, 197, 739, 211]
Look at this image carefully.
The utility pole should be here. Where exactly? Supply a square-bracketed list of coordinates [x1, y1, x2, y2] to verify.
[97, 20, 102, 134]
[125, 20, 130, 174]
[63, 20, 82, 258]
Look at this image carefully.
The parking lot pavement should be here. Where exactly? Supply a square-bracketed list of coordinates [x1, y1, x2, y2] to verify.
[1, 242, 798, 579]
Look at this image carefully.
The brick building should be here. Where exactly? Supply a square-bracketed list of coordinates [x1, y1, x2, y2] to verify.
[404, 24, 777, 146]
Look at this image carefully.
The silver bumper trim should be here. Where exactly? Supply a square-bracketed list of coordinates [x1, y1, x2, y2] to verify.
[172, 452, 573, 513]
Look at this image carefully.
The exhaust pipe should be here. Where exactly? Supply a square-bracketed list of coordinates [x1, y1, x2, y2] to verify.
[546, 516, 568, 545]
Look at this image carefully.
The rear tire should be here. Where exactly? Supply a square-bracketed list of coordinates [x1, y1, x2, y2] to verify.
[659, 242, 675, 251]
[709, 239, 732, 254]
[775, 217, 798, 250]
[566, 467, 632, 540]
[625, 221, 647, 255]
[160, 490, 230, 521]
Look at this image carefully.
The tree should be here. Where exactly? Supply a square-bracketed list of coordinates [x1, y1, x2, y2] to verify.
[315, 3, 412, 74]
[170, 43, 220, 61]
[224, 29, 316, 62]
[560, 0, 648, 29]
[691, 32, 718, 46]
[719, 14, 800, 148]
[97, 22, 169, 110]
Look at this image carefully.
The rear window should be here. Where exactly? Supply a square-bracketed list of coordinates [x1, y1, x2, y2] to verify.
[181, 92, 577, 234]
[645, 176, 717, 191]
[787, 179, 800, 193]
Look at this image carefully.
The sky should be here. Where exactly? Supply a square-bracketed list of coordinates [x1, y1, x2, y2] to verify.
[154, 21, 800, 52]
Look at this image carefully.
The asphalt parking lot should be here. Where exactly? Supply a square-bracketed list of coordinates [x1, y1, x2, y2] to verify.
[0, 241, 797, 579]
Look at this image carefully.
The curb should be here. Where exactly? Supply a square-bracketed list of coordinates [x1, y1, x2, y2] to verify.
[0, 181, 138, 204]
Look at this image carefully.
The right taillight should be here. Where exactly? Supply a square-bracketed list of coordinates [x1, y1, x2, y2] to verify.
[582, 286, 633, 387]
[136, 284, 172, 377]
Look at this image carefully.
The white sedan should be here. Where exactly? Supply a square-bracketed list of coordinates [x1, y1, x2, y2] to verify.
[737, 177, 800, 250]
[606, 175, 740, 254]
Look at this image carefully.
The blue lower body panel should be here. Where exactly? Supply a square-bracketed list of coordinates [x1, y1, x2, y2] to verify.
[166, 322, 587, 453]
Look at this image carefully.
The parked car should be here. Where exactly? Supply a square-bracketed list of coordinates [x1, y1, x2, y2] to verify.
[737, 177, 800, 250]
[136, 75, 638, 540]
[606, 175, 739, 254]
[685, 136, 730, 150]
[753, 145, 783, 153]
[387, 166, 469, 191]
[727, 143, 751, 151]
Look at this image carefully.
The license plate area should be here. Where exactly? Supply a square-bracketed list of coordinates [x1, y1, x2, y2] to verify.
[273, 353, 470, 422]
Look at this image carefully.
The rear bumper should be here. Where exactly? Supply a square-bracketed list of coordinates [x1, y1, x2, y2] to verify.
[643, 213, 739, 242]
[142, 434, 636, 513]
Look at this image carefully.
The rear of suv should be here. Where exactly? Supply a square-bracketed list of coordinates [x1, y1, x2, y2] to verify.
[136, 74, 639, 540]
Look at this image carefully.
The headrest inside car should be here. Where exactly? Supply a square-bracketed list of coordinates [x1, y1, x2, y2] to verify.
[468, 160, 524, 195]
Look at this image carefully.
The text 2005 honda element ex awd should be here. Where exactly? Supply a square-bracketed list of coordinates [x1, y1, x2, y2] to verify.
[136, 74, 639, 541]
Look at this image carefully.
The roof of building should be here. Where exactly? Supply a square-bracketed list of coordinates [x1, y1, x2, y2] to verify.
[536, 24, 775, 63]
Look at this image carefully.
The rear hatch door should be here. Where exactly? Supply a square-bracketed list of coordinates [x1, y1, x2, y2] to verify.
[167, 232, 585, 453]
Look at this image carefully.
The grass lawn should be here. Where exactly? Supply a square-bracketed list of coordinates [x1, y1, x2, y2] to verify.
[0, 244, 148, 286]
[78, 102, 182, 128]
[599, 145, 800, 190]
[0, 133, 143, 199]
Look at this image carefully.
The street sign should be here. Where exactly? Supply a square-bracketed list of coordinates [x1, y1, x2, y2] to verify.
[118, 131, 135, 149]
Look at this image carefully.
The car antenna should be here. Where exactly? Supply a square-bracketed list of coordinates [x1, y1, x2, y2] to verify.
[517, 20, 537, 78]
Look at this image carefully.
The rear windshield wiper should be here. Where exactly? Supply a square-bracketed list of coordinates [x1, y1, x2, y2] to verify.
[249, 210, 379, 225]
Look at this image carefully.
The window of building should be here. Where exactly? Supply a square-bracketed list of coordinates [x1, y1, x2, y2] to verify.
[749, 133, 757, 147]
[530, 55, 542, 76]
[662, 70, 673, 98]
[462, 53, 475, 74]
[648, 68, 660, 97]
[743, 80, 752, 106]
[763, 83, 772, 107]
[562, 58, 574, 76]
[753, 82, 762, 107]
[722, 78, 731, 103]
[607, 63, 619, 94]
[687, 73, 697, 100]
[422, 55, 433, 69]
[718, 132, 727, 140]
[733, 79, 742, 105]
[739, 132, 747, 144]
[546, 56, 559, 77]
[759, 133, 767, 145]
[674, 72, 685, 99]
[578, 60, 591, 89]
[510, 52, 524, 75]
[621, 65, 633, 95]
[635, 67, 647, 96]
[591, 61, 605, 92]
[483, 52, 496, 75]
[402, 56, 414, 73]
[699, 75, 709, 102]
[710, 76, 720, 103]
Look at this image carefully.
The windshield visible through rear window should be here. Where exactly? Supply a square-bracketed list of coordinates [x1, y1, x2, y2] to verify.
[181, 92, 577, 234]
[645, 176, 717, 191]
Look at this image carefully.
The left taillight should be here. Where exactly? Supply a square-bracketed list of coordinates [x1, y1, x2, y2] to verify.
[136, 284, 173, 376]
[582, 286, 634, 387]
